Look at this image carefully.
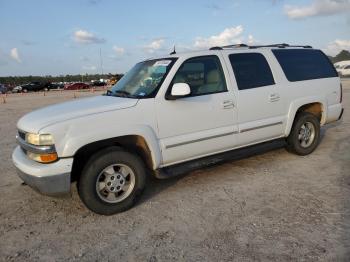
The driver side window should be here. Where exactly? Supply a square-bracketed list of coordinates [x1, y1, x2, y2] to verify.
[172, 56, 227, 96]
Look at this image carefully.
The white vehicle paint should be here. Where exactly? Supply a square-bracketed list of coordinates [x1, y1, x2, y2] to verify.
[12, 44, 344, 213]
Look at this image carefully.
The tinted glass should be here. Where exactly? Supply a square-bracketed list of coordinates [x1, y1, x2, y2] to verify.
[229, 53, 275, 90]
[172, 56, 227, 96]
[272, 49, 338, 82]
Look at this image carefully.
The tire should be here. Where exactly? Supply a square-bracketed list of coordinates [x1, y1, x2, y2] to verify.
[286, 112, 320, 155]
[78, 147, 147, 215]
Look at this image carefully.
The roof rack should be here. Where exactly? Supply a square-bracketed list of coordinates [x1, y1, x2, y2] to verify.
[249, 43, 312, 49]
[209, 44, 248, 50]
[209, 43, 312, 50]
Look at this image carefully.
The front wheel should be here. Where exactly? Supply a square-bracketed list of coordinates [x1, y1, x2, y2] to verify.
[78, 147, 146, 215]
[286, 112, 320, 155]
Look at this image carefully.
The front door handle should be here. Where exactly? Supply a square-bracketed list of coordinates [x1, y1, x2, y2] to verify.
[222, 100, 234, 109]
[269, 93, 280, 102]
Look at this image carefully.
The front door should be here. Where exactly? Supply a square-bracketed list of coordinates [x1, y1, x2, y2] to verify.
[155, 55, 238, 166]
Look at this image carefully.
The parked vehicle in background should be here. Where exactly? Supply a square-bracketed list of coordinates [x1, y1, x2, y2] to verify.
[20, 82, 50, 92]
[12, 85, 22, 93]
[108, 77, 118, 85]
[0, 84, 8, 94]
[12, 44, 343, 215]
[91, 80, 107, 87]
[334, 60, 350, 77]
[338, 65, 350, 77]
[47, 82, 64, 90]
[64, 82, 90, 90]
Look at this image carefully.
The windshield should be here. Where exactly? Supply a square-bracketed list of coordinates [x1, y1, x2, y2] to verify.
[108, 58, 176, 98]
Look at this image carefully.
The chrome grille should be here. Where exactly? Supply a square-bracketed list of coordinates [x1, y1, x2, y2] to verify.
[18, 130, 26, 140]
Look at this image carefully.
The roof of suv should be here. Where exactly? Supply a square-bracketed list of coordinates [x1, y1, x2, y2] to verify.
[150, 43, 315, 60]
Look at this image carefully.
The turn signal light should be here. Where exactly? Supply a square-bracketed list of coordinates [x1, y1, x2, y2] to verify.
[27, 152, 58, 163]
[40, 153, 58, 163]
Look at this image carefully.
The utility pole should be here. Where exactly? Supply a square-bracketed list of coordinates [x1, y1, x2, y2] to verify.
[99, 48, 104, 76]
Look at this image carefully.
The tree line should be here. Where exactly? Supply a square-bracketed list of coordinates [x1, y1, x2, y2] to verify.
[0, 73, 124, 86]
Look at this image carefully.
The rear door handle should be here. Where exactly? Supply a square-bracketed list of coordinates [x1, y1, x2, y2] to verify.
[222, 100, 234, 109]
[269, 93, 280, 102]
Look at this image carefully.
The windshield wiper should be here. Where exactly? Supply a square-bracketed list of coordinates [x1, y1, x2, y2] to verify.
[114, 90, 131, 96]
[109, 90, 138, 98]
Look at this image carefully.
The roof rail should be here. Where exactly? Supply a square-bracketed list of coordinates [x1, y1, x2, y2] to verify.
[209, 44, 248, 50]
[209, 43, 312, 50]
[249, 43, 312, 49]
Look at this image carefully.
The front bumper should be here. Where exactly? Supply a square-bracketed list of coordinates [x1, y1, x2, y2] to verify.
[12, 146, 73, 195]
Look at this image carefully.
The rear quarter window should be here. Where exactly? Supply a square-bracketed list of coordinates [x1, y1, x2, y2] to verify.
[272, 49, 338, 82]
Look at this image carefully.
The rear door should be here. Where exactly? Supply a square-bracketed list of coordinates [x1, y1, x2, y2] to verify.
[223, 51, 286, 145]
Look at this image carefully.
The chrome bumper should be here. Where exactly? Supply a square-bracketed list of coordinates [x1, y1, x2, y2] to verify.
[12, 146, 73, 195]
[16, 168, 70, 195]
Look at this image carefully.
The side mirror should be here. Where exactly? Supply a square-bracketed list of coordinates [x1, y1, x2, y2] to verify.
[169, 83, 191, 99]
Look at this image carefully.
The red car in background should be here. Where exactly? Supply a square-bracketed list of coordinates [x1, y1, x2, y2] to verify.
[64, 82, 90, 90]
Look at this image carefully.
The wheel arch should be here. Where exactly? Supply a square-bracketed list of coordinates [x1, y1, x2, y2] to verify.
[285, 98, 326, 137]
[70, 134, 158, 182]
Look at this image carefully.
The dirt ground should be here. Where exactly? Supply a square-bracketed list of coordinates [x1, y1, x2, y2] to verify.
[0, 82, 349, 262]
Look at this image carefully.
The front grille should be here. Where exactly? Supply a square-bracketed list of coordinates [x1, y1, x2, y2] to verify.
[18, 130, 26, 140]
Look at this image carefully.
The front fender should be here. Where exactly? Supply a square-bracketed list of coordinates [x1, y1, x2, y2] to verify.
[40, 113, 162, 169]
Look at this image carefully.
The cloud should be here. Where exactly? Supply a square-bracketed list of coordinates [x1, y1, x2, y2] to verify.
[112, 46, 125, 56]
[10, 48, 21, 63]
[285, 0, 350, 19]
[80, 56, 90, 62]
[144, 38, 165, 53]
[82, 65, 97, 71]
[73, 30, 105, 44]
[324, 39, 350, 56]
[193, 26, 246, 49]
[247, 35, 256, 45]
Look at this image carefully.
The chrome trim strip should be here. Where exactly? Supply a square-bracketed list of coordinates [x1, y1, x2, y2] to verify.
[240, 121, 283, 133]
[165, 131, 238, 149]
[16, 136, 56, 154]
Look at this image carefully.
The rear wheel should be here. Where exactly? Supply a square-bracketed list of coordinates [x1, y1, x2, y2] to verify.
[78, 147, 146, 215]
[286, 112, 320, 155]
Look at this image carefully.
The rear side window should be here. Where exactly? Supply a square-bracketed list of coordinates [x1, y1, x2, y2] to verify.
[229, 53, 275, 90]
[272, 49, 338, 82]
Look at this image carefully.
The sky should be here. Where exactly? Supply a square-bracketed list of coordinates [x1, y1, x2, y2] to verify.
[0, 0, 349, 76]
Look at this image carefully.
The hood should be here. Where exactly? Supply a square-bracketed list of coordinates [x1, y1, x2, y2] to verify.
[18, 95, 138, 133]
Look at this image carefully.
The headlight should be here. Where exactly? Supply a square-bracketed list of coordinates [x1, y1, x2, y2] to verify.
[26, 133, 54, 146]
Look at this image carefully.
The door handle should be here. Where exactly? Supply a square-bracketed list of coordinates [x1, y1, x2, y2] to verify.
[269, 93, 280, 102]
[222, 100, 234, 109]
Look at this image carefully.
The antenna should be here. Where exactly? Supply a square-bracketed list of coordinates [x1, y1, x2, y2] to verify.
[170, 45, 176, 55]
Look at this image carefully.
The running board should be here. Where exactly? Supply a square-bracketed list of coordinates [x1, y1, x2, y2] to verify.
[154, 139, 286, 179]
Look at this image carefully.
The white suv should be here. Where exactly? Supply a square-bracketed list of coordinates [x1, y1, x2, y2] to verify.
[12, 44, 344, 215]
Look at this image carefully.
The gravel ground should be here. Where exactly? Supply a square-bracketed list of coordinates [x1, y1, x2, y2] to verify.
[0, 83, 349, 261]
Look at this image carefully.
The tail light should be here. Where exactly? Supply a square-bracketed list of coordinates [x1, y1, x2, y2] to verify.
[340, 83, 343, 103]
